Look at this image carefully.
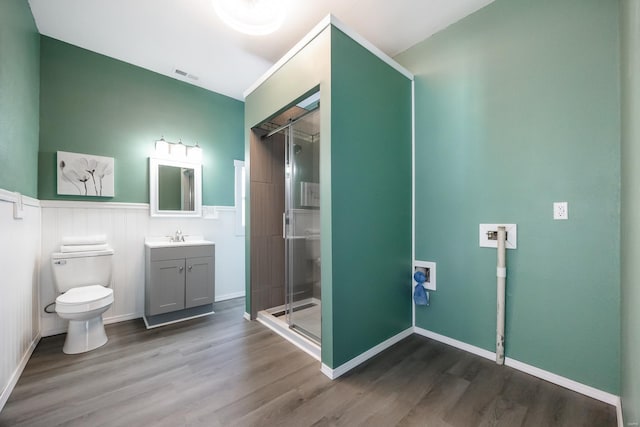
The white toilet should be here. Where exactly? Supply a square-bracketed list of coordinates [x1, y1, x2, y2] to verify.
[50, 248, 114, 354]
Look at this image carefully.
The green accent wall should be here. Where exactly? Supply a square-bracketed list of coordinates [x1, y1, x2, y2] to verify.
[245, 25, 412, 369]
[0, 0, 40, 197]
[38, 37, 244, 205]
[396, 0, 620, 393]
[330, 28, 412, 367]
[621, 0, 640, 422]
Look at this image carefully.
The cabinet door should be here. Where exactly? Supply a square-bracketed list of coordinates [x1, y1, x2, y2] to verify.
[149, 259, 186, 315]
[185, 256, 214, 308]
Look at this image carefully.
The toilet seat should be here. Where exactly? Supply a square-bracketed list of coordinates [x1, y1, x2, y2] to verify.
[56, 285, 114, 314]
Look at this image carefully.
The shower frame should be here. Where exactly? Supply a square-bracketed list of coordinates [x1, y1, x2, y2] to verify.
[249, 101, 321, 346]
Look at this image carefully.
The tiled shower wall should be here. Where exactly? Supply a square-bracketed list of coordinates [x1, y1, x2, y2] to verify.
[250, 130, 286, 317]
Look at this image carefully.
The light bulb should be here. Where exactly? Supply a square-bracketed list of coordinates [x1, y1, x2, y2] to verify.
[155, 139, 169, 157]
[171, 141, 187, 158]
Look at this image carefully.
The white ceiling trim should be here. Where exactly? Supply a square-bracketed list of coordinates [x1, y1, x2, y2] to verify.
[330, 15, 413, 80]
[244, 14, 414, 99]
[243, 15, 332, 98]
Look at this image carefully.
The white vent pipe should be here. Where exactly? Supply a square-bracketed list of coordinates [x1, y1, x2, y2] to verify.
[496, 226, 506, 365]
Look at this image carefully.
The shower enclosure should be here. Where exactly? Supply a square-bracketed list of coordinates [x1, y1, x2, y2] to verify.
[251, 95, 321, 349]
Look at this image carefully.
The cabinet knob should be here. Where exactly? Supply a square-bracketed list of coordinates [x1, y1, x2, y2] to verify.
[188, 265, 192, 270]
[179, 266, 184, 271]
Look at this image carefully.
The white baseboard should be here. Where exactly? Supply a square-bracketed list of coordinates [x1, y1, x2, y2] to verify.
[504, 357, 621, 408]
[0, 333, 40, 412]
[413, 326, 496, 361]
[321, 327, 413, 380]
[243, 312, 251, 321]
[215, 291, 246, 302]
[143, 310, 214, 329]
[104, 312, 141, 325]
[41, 325, 67, 337]
[42, 312, 142, 337]
[413, 326, 621, 412]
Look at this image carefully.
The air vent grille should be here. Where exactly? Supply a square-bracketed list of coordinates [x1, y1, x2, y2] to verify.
[174, 69, 199, 81]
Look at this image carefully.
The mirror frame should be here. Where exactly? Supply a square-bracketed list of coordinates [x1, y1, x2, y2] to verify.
[149, 156, 202, 217]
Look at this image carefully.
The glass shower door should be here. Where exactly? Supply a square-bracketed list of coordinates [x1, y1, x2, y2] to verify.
[284, 107, 321, 343]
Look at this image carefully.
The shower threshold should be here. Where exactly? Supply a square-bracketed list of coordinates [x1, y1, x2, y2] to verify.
[257, 298, 321, 361]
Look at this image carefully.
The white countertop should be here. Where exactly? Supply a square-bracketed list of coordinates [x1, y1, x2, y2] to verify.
[144, 236, 214, 248]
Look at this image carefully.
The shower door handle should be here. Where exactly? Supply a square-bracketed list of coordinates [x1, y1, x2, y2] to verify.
[283, 212, 286, 239]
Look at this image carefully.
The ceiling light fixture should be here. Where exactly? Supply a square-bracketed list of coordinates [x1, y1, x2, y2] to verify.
[212, 0, 286, 36]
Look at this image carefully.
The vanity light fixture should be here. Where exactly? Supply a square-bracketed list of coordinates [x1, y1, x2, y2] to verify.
[154, 138, 202, 162]
[155, 138, 170, 157]
[212, 0, 287, 36]
[171, 140, 187, 158]
[187, 144, 203, 162]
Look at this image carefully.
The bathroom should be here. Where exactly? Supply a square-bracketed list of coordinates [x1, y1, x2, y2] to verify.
[1, 0, 639, 424]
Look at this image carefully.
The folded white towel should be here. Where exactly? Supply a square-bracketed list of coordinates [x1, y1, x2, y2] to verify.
[61, 235, 107, 246]
[60, 244, 110, 253]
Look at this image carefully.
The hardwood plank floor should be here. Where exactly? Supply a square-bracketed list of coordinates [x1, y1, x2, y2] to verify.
[0, 298, 615, 427]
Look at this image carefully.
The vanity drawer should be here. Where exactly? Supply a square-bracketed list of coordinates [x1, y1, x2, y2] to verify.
[149, 244, 214, 261]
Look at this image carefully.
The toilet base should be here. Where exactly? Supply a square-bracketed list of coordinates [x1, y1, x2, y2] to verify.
[63, 316, 108, 354]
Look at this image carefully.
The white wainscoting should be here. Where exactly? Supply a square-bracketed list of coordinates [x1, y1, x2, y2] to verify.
[40, 201, 245, 337]
[0, 190, 41, 411]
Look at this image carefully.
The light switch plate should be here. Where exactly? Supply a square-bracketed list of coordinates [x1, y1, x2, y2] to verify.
[202, 206, 218, 219]
[479, 224, 517, 249]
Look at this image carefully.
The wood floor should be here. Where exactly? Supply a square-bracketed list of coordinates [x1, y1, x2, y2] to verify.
[0, 298, 615, 427]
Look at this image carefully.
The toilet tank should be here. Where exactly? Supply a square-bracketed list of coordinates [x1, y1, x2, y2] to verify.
[51, 249, 114, 293]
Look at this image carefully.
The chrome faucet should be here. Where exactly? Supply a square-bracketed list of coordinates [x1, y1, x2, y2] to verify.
[174, 229, 184, 242]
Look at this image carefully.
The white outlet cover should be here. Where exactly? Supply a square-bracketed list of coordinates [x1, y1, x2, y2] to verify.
[553, 202, 568, 220]
[479, 224, 517, 249]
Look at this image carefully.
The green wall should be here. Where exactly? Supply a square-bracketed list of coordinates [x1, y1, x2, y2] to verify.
[245, 25, 412, 369]
[39, 37, 244, 205]
[396, 0, 620, 393]
[0, 0, 40, 197]
[621, 0, 640, 422]
[330, 28, 412, 367]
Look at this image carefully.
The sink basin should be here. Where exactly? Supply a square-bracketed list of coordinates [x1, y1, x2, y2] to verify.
[144, 236, 214, 248]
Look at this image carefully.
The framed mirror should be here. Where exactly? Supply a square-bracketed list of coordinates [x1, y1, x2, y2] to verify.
[150, 157, 202, 217]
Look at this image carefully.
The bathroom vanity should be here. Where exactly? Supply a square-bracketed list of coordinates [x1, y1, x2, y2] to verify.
[144, 238, 215, 328]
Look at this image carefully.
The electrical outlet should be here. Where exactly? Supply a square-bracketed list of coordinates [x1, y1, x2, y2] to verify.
[553, 202, 568, 220]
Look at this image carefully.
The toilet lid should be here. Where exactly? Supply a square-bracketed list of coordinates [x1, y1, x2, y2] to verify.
[56, 285, 113, 306]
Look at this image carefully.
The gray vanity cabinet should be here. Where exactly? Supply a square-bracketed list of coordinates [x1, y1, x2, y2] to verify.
[144, 243, 215, 327]
[185, 256, 215, 308]
[149, 258, 186, 315]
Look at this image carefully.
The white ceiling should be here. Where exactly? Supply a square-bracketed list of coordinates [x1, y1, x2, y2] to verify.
[28, 0, 494, 100]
